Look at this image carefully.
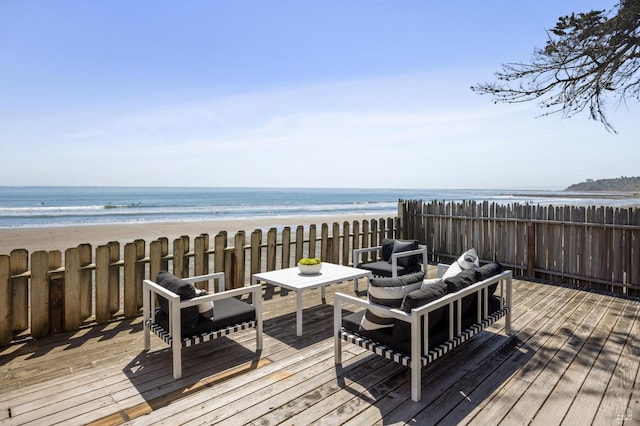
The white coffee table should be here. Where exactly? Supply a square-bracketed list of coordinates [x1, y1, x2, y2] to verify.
[252, 263, 372, 336]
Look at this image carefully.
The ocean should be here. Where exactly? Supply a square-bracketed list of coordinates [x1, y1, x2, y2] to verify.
[0, 186, 638, 229]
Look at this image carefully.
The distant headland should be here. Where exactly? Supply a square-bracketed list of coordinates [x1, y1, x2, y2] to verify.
[565, 176, 640, 193]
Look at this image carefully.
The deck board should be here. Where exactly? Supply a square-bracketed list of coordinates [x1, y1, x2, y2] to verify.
[561, 296, 636, 425]
[586, 299, 640, 425]
[463, 285, 599, 425]
[383, 282, 586, 425]
[1, 268, 639, 425]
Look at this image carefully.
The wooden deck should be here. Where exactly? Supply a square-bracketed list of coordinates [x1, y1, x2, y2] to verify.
[1, 266, 639, 425]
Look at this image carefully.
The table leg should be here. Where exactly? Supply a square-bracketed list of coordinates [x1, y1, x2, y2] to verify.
[296, 290, 303, 336]
[321, 285, 326, 303]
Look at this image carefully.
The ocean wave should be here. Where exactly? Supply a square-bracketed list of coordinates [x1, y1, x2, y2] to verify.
[1, 186, 639, 229]
[0, 201, 398, 228]
[103, 202, 143, 209]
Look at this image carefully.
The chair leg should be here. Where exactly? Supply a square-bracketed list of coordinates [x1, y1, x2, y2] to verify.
[172, 340, 182, 379]
[144, 325, 150, 351]
[256, 323, 263, 351]
[334, 333, 343, 365]
[411, 363, 421, 402]
[255, 291, 264, 351]
[410, 317, 422, 401]
[334, 301, 343, 365]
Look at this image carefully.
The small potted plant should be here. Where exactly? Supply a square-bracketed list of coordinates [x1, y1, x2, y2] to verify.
[298, 257, 322, 274]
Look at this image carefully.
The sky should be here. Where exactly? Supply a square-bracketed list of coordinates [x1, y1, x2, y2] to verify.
[1, 0, 637, 190]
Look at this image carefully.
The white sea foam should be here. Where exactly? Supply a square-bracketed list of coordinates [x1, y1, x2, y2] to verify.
[0, 186, 637, 229]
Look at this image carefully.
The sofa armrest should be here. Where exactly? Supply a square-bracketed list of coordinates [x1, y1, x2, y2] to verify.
[415, 270, 511, 309]
[412, 269, 513, 335]
[334, 292, 410, 322]
[334, 291, 409, 364]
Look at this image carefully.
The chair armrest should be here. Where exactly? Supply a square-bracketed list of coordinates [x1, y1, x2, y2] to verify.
[353, 246, 382, 255]
[352, 245, 382, 267]
[388, 244, 428, 277]
[142, 277, 259, 320]
[390, 249, 419, 259]
[390, 244, 428, 260]
[142, 279, 179, 325]
[182, 272, 226, 293]
[179, 284, 262, 308]
[143, 279, 180, 300]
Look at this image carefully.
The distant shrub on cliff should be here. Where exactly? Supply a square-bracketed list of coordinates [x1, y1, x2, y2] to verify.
[566, 176, 640, 192]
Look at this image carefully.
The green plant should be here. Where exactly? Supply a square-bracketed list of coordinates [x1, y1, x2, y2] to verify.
[298, 257, 321, 265]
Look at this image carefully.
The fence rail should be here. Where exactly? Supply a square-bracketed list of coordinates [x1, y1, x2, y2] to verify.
[0, 217, 400, 346]
[400, 199, 640, 297]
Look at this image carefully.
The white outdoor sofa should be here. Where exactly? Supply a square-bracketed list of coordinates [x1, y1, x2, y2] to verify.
[334, 261, 513, 401]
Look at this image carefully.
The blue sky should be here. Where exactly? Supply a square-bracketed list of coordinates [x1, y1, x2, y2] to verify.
[1, 0, 636, 189]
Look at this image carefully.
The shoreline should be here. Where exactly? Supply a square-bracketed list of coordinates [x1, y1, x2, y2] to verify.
[0, 213, 391, 255]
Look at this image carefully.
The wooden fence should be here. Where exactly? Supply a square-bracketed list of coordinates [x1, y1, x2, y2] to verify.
[4, 198, 639, 347]
[0, 217, 400, 346]
[400, 199, 640, 297]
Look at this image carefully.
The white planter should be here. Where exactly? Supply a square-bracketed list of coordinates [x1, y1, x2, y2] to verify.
[298, 262, 322, 274]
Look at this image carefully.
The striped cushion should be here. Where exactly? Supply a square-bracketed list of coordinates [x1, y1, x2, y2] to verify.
[359, 271, 424, 331]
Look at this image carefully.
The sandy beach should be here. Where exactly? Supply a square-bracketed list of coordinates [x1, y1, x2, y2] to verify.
[0, 214, 389, 255]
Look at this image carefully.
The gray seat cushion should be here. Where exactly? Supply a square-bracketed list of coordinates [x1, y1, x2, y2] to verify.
[343, 310, 449, 356]
[155, 297, 255, 339]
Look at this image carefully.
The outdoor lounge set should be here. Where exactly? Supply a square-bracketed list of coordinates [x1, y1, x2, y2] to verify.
[142, 240, 513, 402]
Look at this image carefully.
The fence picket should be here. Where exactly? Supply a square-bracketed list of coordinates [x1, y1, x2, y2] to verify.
[342, 221, 350, 266]
[282, 227, 291, 269]
[95, 245, 111, 324]
[30, 251, 49, 338]
[123, 243, 137, 318]
[0, 255, 10, 345]
[10, 249, 28, 333]
[173, 236, 189, 278]
[64, 247, 82, 328]
[79, 244, 92, 320]
[309, 224, 317, 258]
